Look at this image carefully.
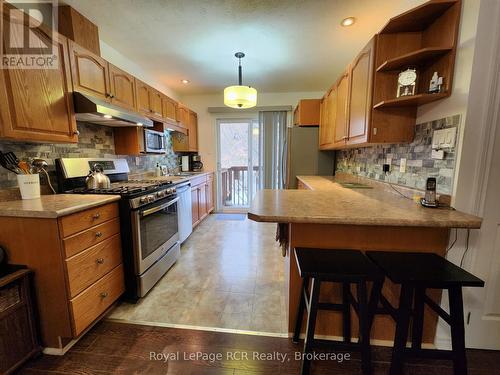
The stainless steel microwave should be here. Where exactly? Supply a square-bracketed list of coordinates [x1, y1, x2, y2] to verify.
[141, 129, 166, 154]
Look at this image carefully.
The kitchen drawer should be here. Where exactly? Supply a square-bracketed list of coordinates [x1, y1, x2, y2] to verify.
[70, 264, 124, 336]
[59, 203, 119, 238]
[63, 217, 120, 258]
[190, 175, 207, 187]
[66, 235, 122, 298]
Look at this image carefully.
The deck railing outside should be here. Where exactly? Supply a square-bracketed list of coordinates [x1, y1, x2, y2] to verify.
[221, 166, 260, 207]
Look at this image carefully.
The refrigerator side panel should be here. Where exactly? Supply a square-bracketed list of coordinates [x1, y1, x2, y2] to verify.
[287, 127, 330, 189]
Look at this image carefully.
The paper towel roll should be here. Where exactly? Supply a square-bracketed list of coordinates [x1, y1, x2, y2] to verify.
[181, 156, 190, 172]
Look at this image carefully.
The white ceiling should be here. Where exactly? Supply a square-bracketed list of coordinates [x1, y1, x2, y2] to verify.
[62, 0, 427, 95]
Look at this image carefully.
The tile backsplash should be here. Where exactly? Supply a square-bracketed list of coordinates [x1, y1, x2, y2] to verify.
[335, 115, 460, 195]
[0, 123, 181, 190]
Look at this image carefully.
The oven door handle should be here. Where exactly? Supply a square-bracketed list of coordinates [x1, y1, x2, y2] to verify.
[140, 197, 179, 217]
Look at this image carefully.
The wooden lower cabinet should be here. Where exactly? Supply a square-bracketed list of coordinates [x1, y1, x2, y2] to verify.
[191, 187, 200, 226]
[0, 202, 124, 349]
[190, 173, 215, 228]
[206, 174, 215, 213]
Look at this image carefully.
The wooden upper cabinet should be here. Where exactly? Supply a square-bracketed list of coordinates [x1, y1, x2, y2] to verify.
[149, 89, 163, 118]
[58, 5, 100, 55]
[319, 96, 329, 148]
[178, 105, 189, 128]
[323, 88, 338, 149]
[333, 72, 349, 147]
[188, 111, 198, 151]
[134, 80, 163, 119]
[347, 38, 375, 145]
[294, 99, 321, 126]
[162, 96, 178, 124]
[0, 19, 77, 143]
[319, 89, 337, 150]
[68, 41, 110, 101]
[108, 64, 136, 111]
[135, 80, 151, 114]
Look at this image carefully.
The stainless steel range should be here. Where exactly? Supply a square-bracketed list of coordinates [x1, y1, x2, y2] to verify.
[56, 158, 180, 300]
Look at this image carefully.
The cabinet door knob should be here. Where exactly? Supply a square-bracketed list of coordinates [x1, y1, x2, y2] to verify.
[96, 258, 104, 264]
[95, 231, 103, 238]
[92, 213, 101, 220]
[100, 291, 108, 298]
[73, 130, 80, 136]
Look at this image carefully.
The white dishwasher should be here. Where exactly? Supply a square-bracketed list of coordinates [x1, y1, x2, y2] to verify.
[176, 182, 193, 243]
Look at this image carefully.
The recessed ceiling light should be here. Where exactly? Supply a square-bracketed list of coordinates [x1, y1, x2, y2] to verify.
[341, 17, 356, 27]
[181, 79, 190, 84]
[103, 114, 113, 119]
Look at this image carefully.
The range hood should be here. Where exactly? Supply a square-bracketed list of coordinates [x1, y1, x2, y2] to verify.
[73, 92, 154, 127]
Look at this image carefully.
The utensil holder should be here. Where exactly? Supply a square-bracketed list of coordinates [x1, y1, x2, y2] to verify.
[17, 174, 40, 200]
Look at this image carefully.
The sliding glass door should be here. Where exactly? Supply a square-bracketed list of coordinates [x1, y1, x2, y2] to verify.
[216, 119, 261, 211]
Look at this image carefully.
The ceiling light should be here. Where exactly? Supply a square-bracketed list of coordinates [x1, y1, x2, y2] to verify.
[136, 122, 143, 126]
[181, 79, 190, 84]
[224, 52, 257, 109]
[341, 17, 356, 27]
[103, 114, 113, 119]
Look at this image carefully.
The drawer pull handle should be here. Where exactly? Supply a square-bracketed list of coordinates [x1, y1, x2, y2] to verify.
[100, 292, 108, 298]
[92, 213, 101, 220]
[96, 258, 105, 264]
[95, 231, 103, 238]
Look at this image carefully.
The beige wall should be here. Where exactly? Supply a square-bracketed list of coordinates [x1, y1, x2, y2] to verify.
[181, 91, 324, 171]
[100, 41, 180, 100]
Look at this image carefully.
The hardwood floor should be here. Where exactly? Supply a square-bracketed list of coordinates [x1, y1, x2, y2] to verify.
[20, 321, 500, 374]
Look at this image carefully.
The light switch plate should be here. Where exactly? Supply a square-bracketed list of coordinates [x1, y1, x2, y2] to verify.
[400, 158, 407, 173]
[432, 127, 457, 149]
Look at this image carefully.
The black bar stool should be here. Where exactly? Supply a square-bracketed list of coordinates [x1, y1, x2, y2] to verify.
[366, 251, 485, 375]
[292, 248, 384, 375]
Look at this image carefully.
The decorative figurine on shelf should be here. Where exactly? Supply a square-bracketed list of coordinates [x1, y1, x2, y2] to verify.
[396, 68, 418, 97]
[429, 71, 444, 94]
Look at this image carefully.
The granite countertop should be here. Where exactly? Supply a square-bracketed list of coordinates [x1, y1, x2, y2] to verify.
[247, 176, 481, 228]
[0, 194, 121, 219]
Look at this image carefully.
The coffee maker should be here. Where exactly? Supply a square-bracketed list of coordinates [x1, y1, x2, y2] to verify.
[191, 155, 203, 172]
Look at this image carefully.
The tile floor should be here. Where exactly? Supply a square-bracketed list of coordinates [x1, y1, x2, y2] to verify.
[109, 214, 288, 334]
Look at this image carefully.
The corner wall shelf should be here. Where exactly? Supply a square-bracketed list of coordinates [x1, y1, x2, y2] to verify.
[376, 47, 453, 72]
[380, 0, 457, 33]
[373, 93, 448, 109]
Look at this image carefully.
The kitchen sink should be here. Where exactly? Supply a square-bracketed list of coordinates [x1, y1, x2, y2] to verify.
[339, 182, 373, 189]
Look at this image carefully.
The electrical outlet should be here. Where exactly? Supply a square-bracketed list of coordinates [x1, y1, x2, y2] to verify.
[432, 149, 445, 159]
[400, 158, 407, 173]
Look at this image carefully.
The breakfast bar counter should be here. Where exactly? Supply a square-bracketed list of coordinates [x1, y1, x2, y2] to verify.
[248, 175, 482, 344]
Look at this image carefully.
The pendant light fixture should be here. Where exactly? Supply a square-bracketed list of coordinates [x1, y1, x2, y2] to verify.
[224, 52, 257, 109]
